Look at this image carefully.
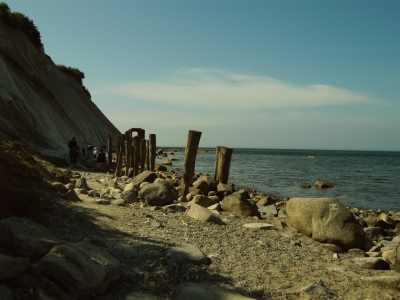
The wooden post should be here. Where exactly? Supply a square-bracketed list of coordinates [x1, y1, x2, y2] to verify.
[148, 134, 156, 171]
[125, 130, 132, 177]
[214, 146, 233, 184]
[116, 135, 121, 163]
[133, 135, 141, 176]
[146, 140, 150, 170]
[140, 139, 146, 173]
[180, 130, 202, 196]
[107, 134, 113, 169]
[115, 134, 125, 177]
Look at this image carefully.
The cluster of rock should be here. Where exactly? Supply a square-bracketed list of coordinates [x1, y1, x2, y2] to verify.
[55, 167, 400, 271]
[3, 165, 400, 299]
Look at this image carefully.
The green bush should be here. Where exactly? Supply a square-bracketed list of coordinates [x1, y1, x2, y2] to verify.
[57, 64, 85, 85]
[0, 2, 43, 49]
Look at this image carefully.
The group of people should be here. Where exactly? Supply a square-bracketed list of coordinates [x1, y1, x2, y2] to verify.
[68, 137, 107, 166]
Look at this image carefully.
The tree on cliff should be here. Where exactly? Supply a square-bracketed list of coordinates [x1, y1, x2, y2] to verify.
[0, 2, 43, 50]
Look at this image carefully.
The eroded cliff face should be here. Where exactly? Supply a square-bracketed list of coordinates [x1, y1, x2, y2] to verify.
[0, 21, 120, 156]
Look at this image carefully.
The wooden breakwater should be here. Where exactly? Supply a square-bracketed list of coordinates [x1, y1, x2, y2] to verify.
[110, 128, 233, 196]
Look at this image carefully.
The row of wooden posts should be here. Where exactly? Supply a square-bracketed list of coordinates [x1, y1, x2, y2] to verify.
[108, 129, 233, 196]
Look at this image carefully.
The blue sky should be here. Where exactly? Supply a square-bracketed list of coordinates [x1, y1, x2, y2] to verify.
[5, 0, 400, 151]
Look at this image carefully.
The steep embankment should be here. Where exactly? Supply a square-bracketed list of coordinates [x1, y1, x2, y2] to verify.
[0, 21, 120, 157]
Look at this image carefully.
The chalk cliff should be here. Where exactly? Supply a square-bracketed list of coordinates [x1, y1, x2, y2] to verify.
[0, 21, 120, 156]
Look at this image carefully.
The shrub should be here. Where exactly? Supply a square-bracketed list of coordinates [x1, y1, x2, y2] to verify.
[0, 2, 43, 50]
[57, 64, 85, 85]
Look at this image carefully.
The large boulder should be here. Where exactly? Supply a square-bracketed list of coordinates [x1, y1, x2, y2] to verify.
[192, 176, 216, 194]
[32, 241, 120, 298]
[84, 158, 97, 168]
[138, 182, 174, 206]
[220, 190, 260, 218]
[120, 189, 138, 203]
[0, 254, 30, 280]
[0, 217, 62, 258]
[286, 198, 365, 250]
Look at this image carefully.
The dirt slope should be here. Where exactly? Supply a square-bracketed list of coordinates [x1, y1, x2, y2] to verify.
[0, 21, 120, 157]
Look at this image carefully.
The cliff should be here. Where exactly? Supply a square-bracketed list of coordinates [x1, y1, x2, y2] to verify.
[0, 21, 120, 157]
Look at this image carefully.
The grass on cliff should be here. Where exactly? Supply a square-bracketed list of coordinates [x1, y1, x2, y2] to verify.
[0, 2, 43, 49]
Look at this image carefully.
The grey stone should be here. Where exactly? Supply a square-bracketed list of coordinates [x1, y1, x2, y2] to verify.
[0, 254, 30, 280]
[258, 204, 277, 216]
[0, 217, 61, 259]
[300, 280, 336, 298]
[363, 227, 381, 241]
[353, 257, 391, 270]
[192, 195, 219, 208]
[286, 198, 365, 250]
[32, 241, 120, 298]
[186, 203, 226, 225]
[62, 189, 82, 202]
[256, 196, 275, 207]
[120, 189, 138, 203]
[138, 182, 174, 206]
[220, 190, 260, 218]
[243, 223, 274, 230]
[166, 244, 211, 266]
[315, 180, 334, 188]
[175, 282, 256, 300]
[112, 199, 126, 206]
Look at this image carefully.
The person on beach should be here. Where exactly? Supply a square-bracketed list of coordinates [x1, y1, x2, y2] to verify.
[68, 137, 77, 165]
[82, 147, 86, 157]
[75, 144, 81, 161]
[93, 147, 98, 157]
[96, 148, 106, 163]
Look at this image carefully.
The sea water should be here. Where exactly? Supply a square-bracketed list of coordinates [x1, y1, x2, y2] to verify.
[156, 148, 400, 211]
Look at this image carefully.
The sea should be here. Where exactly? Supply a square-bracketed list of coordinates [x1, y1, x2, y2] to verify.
[156, 148, 400, 211]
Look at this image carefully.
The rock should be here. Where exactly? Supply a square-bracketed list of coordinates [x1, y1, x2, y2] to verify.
[62, 189, 82, 202]
[346, 248, 367, 258]
[0, 284, 13, 300]
[161, 158, 173, 165]
[193, 176, 215, 194]
[120, 189, 138, 203]
[286, 198, 365, 250]
[0, 254, 30, 280]
[96, 199, 110, 205]
[258, 204, 277, 216]
[353, 257, 391, 270]
[154, 164, 167, 171]
[220, 190, 260, 218]
[166, 244, 211, 266]
[65, 183, 75, 190]
[112, 199, 126, 206]
[301, 183, 312, 189]
[93, 162, 108, 173]
[376, 213, 395, 229]
[0, 217, 61, 258]
[138, 182, 174, 206]
[300, 280, 337, 298]
[175, 282, 256, 300]
[50, 181, 68, 193]
[109, 188, 122, 199]
[192, 195, 219, 208]
[217, 183, 234, 192]
[88, 235, 108, 248]
[88, 190, 101, 198]
[186, 203, 226, 225]
[125, 291, 161, 300]
[35, 277, 75, 300]
[125, 170, 158, 190]
[243, 223, 275, 230]
[363, 227, 381, 241]
[315, 180, 334, 188]
[75, 177, 88, 190]
[32, 241, 120, 298]
[208, 203, 222, 211]
[382, 250, 396, 264]
[84, 158, 97, 168]
[256, 196, 275, 207]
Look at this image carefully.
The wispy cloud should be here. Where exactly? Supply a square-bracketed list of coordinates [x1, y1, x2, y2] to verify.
[98, 68, 377, 110]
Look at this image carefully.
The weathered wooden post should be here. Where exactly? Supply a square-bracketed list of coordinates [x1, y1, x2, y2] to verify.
[140, 139, 146, 173]
[180, 130, 202, 196]
[214, 146, 233, 184]
[148, 134, 156, 171]
[146, 140, 150, 170]
[107, 134, 113, 168]
[125, 130, 132, 177]
[133, 135, 141, 176]
[115, 134, 125, 177]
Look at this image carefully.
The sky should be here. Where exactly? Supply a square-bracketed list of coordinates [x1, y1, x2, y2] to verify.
[5, 0, 400, 151]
